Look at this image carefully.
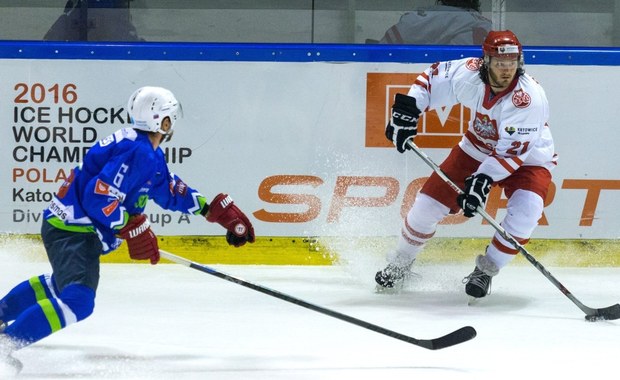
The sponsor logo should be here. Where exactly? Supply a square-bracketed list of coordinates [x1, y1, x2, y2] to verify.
[128, 218, 150, 238]
[95, 179, 110, 195]
[48, 198, 69, 220]
[219, 195, 233, 208]
[517, 127, 538, 135]
[498, 45, 519, 55]
[365, 73, 470, 149]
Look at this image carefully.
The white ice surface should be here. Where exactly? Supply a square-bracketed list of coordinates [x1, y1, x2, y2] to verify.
[1, 246, 619, 379]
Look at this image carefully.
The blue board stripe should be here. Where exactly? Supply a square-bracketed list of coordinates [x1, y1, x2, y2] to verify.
[1, 41, 619, 66]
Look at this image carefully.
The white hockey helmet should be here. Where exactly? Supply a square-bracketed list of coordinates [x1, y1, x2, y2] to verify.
[127, 86, 182, 136]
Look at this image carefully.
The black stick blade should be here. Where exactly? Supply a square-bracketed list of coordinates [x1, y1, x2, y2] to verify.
[418, 326, 477, 350]
[585, 304, 620, 322]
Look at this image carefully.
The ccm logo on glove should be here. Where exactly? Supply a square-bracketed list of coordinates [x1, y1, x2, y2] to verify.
[385, 93, 422, 153]
[392, 111, 418, 122]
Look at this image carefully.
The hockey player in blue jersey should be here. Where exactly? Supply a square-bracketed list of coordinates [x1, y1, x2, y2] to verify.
[0, 86, 255, 372]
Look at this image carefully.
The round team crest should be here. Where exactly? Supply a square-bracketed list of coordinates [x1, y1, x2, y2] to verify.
[512, 89, 531, 108]
[465, 58, 482, 71]
[234, 223, 247, 236]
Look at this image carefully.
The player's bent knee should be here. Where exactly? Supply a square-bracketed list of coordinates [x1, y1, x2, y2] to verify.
[59, 284, 96, 322]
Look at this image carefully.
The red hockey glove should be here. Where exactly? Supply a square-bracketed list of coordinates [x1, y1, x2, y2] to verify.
[204, 193, 256, 247]
[118, 214, 160, 264]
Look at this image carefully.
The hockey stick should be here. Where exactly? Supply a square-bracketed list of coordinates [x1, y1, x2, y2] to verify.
[406, 140, 620, 321]
[159, 249, 476, 350]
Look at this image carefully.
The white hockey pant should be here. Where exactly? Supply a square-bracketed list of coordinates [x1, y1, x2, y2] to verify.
[485, 189, 545, 269]
[388, 193, 449, 267]
[390, 189, 544, 271]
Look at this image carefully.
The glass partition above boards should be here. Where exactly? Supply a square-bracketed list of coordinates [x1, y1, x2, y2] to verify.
[0, 1, 617, 47]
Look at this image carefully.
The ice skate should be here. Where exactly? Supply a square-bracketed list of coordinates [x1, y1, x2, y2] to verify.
[463, 254, 499, 304]
[375, 261, 414, 293]
[0, 334, 23, 376]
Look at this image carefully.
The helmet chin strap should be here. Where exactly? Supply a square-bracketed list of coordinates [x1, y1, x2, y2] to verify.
[156, 129, 174, 143]
[163, 131, 174, 142]
[157, 117, 174, 142]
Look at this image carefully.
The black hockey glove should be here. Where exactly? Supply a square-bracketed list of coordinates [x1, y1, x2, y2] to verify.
[457, 173, 494, 218]
[385, 93, 421, 153]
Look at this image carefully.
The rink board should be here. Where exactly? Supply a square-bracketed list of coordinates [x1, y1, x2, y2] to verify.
[3, 234, 619, 267]
[0, 42, 619, 267]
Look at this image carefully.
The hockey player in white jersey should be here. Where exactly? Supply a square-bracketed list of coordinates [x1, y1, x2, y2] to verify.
[375, 30, 557, 299]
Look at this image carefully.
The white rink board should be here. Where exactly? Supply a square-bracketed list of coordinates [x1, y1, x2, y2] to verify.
[1, 59, 619, 239]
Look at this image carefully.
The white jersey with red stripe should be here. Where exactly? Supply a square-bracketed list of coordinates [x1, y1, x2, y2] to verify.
[408, 57, 557, 182]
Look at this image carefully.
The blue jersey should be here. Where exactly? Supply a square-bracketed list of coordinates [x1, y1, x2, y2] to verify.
[44, 128, 207, 253]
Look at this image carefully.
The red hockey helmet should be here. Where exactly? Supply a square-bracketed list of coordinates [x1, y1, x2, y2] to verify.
[482, 30, 522, 59]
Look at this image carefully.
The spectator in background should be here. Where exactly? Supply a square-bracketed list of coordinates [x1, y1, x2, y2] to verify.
[378, 0, 491, 45]
[44, 0, 143, 41]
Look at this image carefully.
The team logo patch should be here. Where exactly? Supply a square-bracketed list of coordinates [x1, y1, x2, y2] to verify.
[465, 58, 482, 71]
[512, 89, 531, 108]
[234, 223, 247, 236]
[473, 114, 498, 140]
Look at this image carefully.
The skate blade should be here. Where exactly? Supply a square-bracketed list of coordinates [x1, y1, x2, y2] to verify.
[375, 283, 404, 294]
[0, 355, 23, 376]
[467, 296, 481, 306]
